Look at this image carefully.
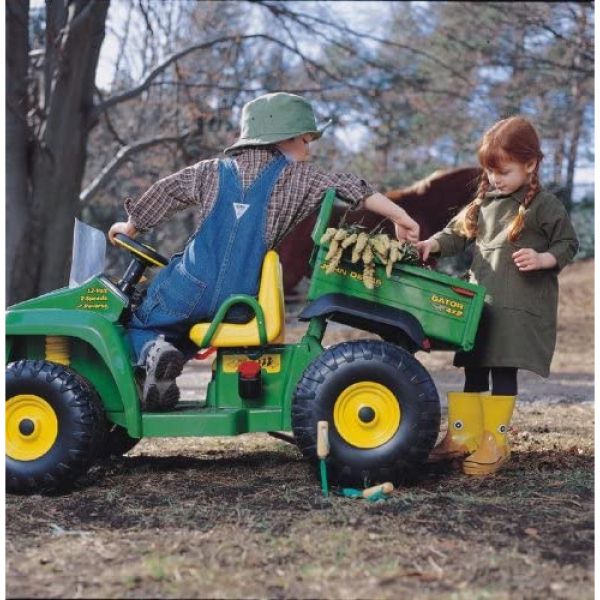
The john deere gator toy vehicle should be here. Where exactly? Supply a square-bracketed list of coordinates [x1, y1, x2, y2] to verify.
[6, 189, 485, 494]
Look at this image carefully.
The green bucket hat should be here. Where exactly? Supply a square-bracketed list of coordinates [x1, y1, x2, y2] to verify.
[224, 92, 332, 154]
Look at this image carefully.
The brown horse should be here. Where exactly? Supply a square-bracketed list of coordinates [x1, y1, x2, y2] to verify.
[277, 166, 483, 293]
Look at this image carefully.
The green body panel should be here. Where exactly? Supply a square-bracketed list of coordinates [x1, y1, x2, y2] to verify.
[6, 276, 143, 437]
[9, 276, 127, 319]
[142, 408, 249, 437]
[140, 328, 324, 437]
[8, 334, 127, 416]
[308, 245, 485, 352]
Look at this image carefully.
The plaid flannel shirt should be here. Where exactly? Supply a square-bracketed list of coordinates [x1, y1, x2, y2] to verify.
[124, 147, 376, 249]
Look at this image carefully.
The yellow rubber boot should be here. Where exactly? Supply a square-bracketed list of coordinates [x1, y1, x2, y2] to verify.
[463, 395, 516, 475]
[428, 392, 483, 463]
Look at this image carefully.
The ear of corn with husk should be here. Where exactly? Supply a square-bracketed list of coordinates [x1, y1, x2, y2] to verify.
[319, 227, 420, 289]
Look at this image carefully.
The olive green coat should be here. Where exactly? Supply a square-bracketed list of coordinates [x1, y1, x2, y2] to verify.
[432, 186, 579, 377]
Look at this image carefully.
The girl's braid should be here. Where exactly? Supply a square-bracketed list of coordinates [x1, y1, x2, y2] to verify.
[460, 173, 489, 239]
[508, 165, 541, 242]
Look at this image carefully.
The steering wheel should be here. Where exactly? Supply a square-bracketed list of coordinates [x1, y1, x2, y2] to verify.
[113, 234, 168, 268]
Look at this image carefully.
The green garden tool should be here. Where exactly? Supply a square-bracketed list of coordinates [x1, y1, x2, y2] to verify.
[337, 482, 394, 502]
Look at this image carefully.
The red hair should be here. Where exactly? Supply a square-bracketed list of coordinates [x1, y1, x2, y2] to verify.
[458, 116, 544, 241]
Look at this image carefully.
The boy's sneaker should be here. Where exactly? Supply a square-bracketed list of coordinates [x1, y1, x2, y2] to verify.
[141, 338, 185, 411]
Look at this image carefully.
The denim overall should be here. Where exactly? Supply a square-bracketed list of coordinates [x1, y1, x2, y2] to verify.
[127, 154, 289, 363]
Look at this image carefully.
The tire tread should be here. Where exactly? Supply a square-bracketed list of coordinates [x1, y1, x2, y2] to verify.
[291, 340, 440, 487]
[6, 360, 106, 494]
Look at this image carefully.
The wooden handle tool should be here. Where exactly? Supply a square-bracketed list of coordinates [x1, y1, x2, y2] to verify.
[362, 482, 394, 499]
[317, 421, 329, 497]
[317, 421, 329, 459]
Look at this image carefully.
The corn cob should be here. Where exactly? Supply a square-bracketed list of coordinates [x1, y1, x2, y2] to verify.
[389, 240, 400, 264]
[375, 253, 387, 265]
[363, 263, 376, 289]
[351, 232, 370, 263]
[319, 228, 337, 244]
[380, 234, 391, 253]
[341, 232, 358, 249]
[362, 242, 374, 265]
[370, 234, 390, 260]
[325, 247, 344, 274]
[384, 240, 402, 278]
[325, 239, 340, 261]
[385, 259, 394, 278]
[333, 228, 349, 242]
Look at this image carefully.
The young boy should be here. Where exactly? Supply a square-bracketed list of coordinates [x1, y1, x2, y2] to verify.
[109, 92, 419, 411]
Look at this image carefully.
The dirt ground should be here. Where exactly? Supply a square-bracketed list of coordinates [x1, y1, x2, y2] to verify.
[6, 259, 594, 599]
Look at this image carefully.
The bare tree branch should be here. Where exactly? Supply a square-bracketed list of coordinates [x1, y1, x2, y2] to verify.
[109, 5, 132, 90]
[93, 86, 127, 145]
[265, 9, 321, 86]
[255, 1, 477, 102]
[80, 129, 198, 203]
[255, 1, 472, 84]
[92, 29, 399, 122]
[93, 34, 272, 116]
[145, 80, 346, 94]
[137, 0, 154, 36]
[485, 2, 594, 63]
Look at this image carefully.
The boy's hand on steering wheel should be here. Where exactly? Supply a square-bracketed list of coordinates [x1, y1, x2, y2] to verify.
[108, 220, 138, 245]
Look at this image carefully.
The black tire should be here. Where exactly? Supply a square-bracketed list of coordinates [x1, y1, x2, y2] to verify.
[99, 424, 140, 458]
[6, 360, 106, 494]
[292, 340, 440, 487]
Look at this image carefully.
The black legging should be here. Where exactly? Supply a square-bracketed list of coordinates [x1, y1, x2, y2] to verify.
[464, 367, 518, 396]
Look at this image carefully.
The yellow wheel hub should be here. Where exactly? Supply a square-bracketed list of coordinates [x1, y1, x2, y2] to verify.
[6, 395, 59, 461]
[333, 382, 401, 449]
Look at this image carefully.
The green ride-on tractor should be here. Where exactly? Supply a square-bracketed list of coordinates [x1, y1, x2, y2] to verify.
[6, 189, 486, 494]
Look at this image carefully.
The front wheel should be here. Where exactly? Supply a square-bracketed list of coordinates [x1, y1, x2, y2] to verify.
[6, 360, 106, 494]
[292, 340, 440, 487]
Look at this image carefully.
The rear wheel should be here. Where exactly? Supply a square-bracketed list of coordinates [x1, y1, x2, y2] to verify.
[292, 340, 440, 487]
[6, 360, 106, 494]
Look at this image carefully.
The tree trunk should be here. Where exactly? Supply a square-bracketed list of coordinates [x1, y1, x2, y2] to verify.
[505, 25, 525, 115]
[9, 0, 110, 304]
[552, 133, 565, 187]
[564, 7, 588, 212]
[6, 0, 31, 306]
[564, 93, 584, 212]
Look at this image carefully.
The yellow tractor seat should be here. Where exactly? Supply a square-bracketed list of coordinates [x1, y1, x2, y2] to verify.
[189, 250, 285, 348]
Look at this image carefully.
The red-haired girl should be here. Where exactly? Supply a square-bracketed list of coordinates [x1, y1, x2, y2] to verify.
[417, 116, 579, 475]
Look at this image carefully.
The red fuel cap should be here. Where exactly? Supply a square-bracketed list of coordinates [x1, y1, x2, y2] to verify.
[238, 360, 262, 379]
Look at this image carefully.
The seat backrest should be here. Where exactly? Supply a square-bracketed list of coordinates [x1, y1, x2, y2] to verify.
[257, 250, 285, 341]
[188, 250, 286, 348]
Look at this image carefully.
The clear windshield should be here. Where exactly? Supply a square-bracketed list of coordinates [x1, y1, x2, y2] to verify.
[68, 218, 107, 288]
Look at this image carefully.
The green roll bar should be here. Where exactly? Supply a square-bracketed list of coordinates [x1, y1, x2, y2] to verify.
[311, 188, 336, 245]
[198, 294, 268, 348]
